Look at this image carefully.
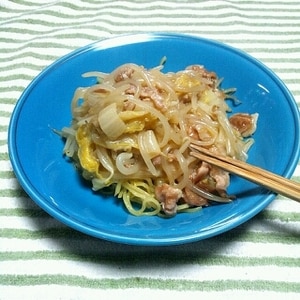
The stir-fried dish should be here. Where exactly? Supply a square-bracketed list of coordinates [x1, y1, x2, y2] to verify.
[59, 63, 258, 217]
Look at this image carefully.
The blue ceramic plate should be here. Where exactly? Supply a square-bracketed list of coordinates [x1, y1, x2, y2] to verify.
[8, 33, 300, 246]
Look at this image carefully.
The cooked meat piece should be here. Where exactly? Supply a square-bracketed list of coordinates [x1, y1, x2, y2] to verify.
[189, 161, 230, 198]
[209, 166, 230, 198]
[183, 187, 209, 207]
[186, 65, 217, 86]
[155, 183, 183, 216]
[123, 100, 136, 111]
[151, 155, 162, 166]
[124, 84, 137, 95]
[114, 66, 134, 82]
[189, 161, 211, 184]
[229, 113, 258, 137]
[140, 86, 167, 111]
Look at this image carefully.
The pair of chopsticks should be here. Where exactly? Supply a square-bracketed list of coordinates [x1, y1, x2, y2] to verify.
[189, 143, 300, 203]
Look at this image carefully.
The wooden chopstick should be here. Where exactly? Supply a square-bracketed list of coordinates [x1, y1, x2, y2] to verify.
[189, 143, 300, 203]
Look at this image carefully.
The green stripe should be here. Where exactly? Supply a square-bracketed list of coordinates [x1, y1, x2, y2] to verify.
[3, 9, 300, 26]
[0, 98, 18, 105]
[182, 29, 300, 36]
[0, 125, 8, 131]
[4, 1, 300, 14]
[0, 189, 27, 197]
[0, 208, 47, 217]
[0, 42, 74, 54]
[226, 0, 300, 7]
[0, 228, 81, 239]
[264, 68, 300, 74]
[0, 170, 15, 179]
[4, 16, 300, 29]
[276, 78, 300, 85]
[12, 0, 85, 10]
[0, 86, 24, 92]
[0, 62, 42, 73]
[0, 227, 299, 244]
[0, 275, 299, 292]
[0, 51, 58, 63]
[228, 39, 300, 44]
[0, 32, 102, 46]
[241, 48, 300, 55]
[0, 111, 11, 118]
[0, 74, 34, 84]
[293, 176, 300, 181]
[218, 230, 300, 245]
[0, 251, 298, 268]
[3, 16, 300, 38]
[255, 210, 300, 222]
[0, 152, 9, 160]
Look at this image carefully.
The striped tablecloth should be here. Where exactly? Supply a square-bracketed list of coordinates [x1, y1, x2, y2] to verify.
[1, 1, 300, 299]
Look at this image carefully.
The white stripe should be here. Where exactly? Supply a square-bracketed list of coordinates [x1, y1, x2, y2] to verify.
[245, 220, 300, 235]
[2, 23, 299, 39]
[0, 118, 10, 126]
[0, 287, 299, 300]
[1, 259, 299, 283]
[292, 166, 300, 177]
[0, 79, 34, 91]
[0, 179, 22, 190]
[0, 56, 54, 68]
[0, 39, 88, 53]
[4, 11, 300, 27]
[0, 132, 8, 141]
[0, 46, 71, 60]
[0, 197, 36, 210]
[2, 29, 300, 46]
[0, 161, 13, 172]
[268, 204, 300, 215]
[267, 199, 300, 213]
[0, 217, 61, 230]
[2, 53, 299, 72]
[0, 146, 8, 154]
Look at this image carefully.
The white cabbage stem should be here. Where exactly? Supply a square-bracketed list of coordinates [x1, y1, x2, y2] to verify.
[98, 103, 126, 139]
[138, 130, 161, 176]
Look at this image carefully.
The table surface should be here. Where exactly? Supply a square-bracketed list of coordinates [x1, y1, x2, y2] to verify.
[1, 1, 300, 299]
